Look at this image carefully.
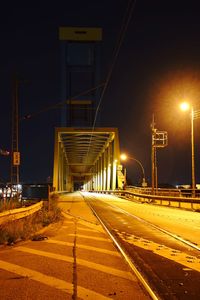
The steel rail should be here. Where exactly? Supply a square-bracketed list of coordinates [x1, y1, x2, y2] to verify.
[84, 194, 160, 300]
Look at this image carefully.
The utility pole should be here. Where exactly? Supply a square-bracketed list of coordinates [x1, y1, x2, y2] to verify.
[151, 115, 168, 195]
[191, 107, 195, 197]
[151, 115, 156, 194]
[11, 76, 20, 198]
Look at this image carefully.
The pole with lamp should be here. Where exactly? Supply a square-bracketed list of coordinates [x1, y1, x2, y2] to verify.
[120, 153, 147, 187]
[180, 102, 200, 198]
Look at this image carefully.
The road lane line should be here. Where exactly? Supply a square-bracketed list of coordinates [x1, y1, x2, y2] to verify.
[63, 221, 74, 224]
[77, 220, 105, 233]
[0, 260, 111, 300]
[62, 211, 104, 232]
[14, 246, 134, 280]
[62, 222, 98, 233]
[77, 227, 97, 232]
[44, 239, 120, 256]
[68, 234, 111, 242]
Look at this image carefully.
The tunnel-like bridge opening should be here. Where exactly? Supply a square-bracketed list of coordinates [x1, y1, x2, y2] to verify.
[53, 127, 124, 191]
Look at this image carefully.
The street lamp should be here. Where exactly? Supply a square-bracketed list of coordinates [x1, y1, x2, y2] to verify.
[120, 153, 147, 187]
[180, 102, 196, 197]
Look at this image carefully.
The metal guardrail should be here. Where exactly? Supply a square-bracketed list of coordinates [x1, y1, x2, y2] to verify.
[125, 186, 200, 197]
[0, 201, 43, 225]
[91, 189, 200, 211]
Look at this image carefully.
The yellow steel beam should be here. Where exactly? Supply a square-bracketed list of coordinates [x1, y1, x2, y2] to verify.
[59, 27, 102, 41]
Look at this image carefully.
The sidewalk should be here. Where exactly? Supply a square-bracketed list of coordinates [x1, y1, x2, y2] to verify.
[0, 192, 150, 299]
[56, 192, 150, 299]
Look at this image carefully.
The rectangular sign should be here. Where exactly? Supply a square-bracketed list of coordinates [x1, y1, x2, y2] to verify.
[13, 152, 20, 165]
[153, 131, 168, 148]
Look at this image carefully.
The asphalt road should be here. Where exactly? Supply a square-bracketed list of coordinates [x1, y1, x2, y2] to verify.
[83, 192, 200, 300]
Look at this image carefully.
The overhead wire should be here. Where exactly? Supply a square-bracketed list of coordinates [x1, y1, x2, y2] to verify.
[21, 0, 137, 126]
[20, 0, 138, 175]
[86, 0, 137, 160]
[93, 0, 137, 129]
[20, 82, 105, 121]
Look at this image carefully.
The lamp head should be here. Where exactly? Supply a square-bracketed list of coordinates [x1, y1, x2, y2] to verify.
[120, 153, 127, 161]
[180, 102, 190, 111]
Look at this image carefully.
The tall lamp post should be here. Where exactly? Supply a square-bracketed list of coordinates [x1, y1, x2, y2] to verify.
[120, 153, 147, 187]
[180, 102, 197, 197]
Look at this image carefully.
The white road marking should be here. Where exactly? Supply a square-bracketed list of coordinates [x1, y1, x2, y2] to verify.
[44, 239, 120, 256]
[68, 234, 111, 242]
[0, 260, 111, 300]
[14, 246, 134, 280]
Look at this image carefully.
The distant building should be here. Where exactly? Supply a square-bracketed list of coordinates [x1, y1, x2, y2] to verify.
[59, 27, 102, 127]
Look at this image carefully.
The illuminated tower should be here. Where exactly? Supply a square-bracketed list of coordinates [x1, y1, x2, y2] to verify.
[59, 27, 102, 127]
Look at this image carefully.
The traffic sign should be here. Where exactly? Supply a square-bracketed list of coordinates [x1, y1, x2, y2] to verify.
[13, 151, 20, 165]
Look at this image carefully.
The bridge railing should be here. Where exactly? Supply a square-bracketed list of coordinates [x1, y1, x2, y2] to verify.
[125, 186, 183, 196]
[90, 189, 200, 211]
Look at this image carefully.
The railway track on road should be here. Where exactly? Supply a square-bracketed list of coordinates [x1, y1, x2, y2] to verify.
[82, 192, 200, 300]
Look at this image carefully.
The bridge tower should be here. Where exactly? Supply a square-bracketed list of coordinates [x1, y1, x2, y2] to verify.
[54, 27, 123, 192]
[59, 27, 102, 127]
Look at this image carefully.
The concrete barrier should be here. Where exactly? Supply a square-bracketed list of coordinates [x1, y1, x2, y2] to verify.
[0, 201, 43, 225]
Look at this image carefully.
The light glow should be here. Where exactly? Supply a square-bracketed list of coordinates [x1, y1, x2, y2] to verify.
[120, 153, 127, 161]
[180, 102, 190, 111]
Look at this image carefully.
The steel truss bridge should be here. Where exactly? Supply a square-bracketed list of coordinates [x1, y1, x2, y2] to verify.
[53, 127, 124, 192]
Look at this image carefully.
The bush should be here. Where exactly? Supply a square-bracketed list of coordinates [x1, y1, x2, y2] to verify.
[0, 198, 63, 245]
[0, 199, 21, 213]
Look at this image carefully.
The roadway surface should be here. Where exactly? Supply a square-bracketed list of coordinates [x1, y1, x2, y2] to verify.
[0, 192, 150, 300]
[82, 192, 200, 299]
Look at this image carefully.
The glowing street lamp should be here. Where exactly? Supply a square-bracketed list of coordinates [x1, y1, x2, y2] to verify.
[180, 102, 190, 111]
[120, 153, 128, 161]
[180, 102, 196, 197]
[120, 153, 147, 187]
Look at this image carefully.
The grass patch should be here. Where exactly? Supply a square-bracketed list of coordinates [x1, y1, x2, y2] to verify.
[0, 199, 21, 213]
[0, 196, 63, 245]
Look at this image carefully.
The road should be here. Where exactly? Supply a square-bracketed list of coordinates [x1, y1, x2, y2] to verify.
[82, 192, 200, 299]
[0, 192, 150, 300]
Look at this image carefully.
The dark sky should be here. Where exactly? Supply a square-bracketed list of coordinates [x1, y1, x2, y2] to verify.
[1, 0, 200, 186]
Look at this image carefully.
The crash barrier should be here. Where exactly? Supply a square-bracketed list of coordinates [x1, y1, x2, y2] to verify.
[91, 189, 200, 211]
[0, 201, 43, 225]
[125, 186, 200, 197]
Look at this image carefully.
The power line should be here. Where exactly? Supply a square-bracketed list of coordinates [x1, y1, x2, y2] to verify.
[92, 0, 137, 129]
[21, 82, 105, 121]
[86, 0, 137, 160]
[21, 0, 137, 126]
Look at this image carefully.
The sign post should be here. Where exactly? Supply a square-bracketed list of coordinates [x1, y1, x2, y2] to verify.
[151, 115, 168, 194]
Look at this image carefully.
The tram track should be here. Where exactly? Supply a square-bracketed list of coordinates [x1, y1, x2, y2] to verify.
[85, 197, 159, 300]
[82, 192, 200, 300]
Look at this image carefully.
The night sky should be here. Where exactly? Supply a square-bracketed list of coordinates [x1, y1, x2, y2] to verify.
[1, 0, 200, 186]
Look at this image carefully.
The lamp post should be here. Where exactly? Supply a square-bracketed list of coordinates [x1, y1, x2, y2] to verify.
[180, 102, 196, 197]
[120, 153, 147, 187]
